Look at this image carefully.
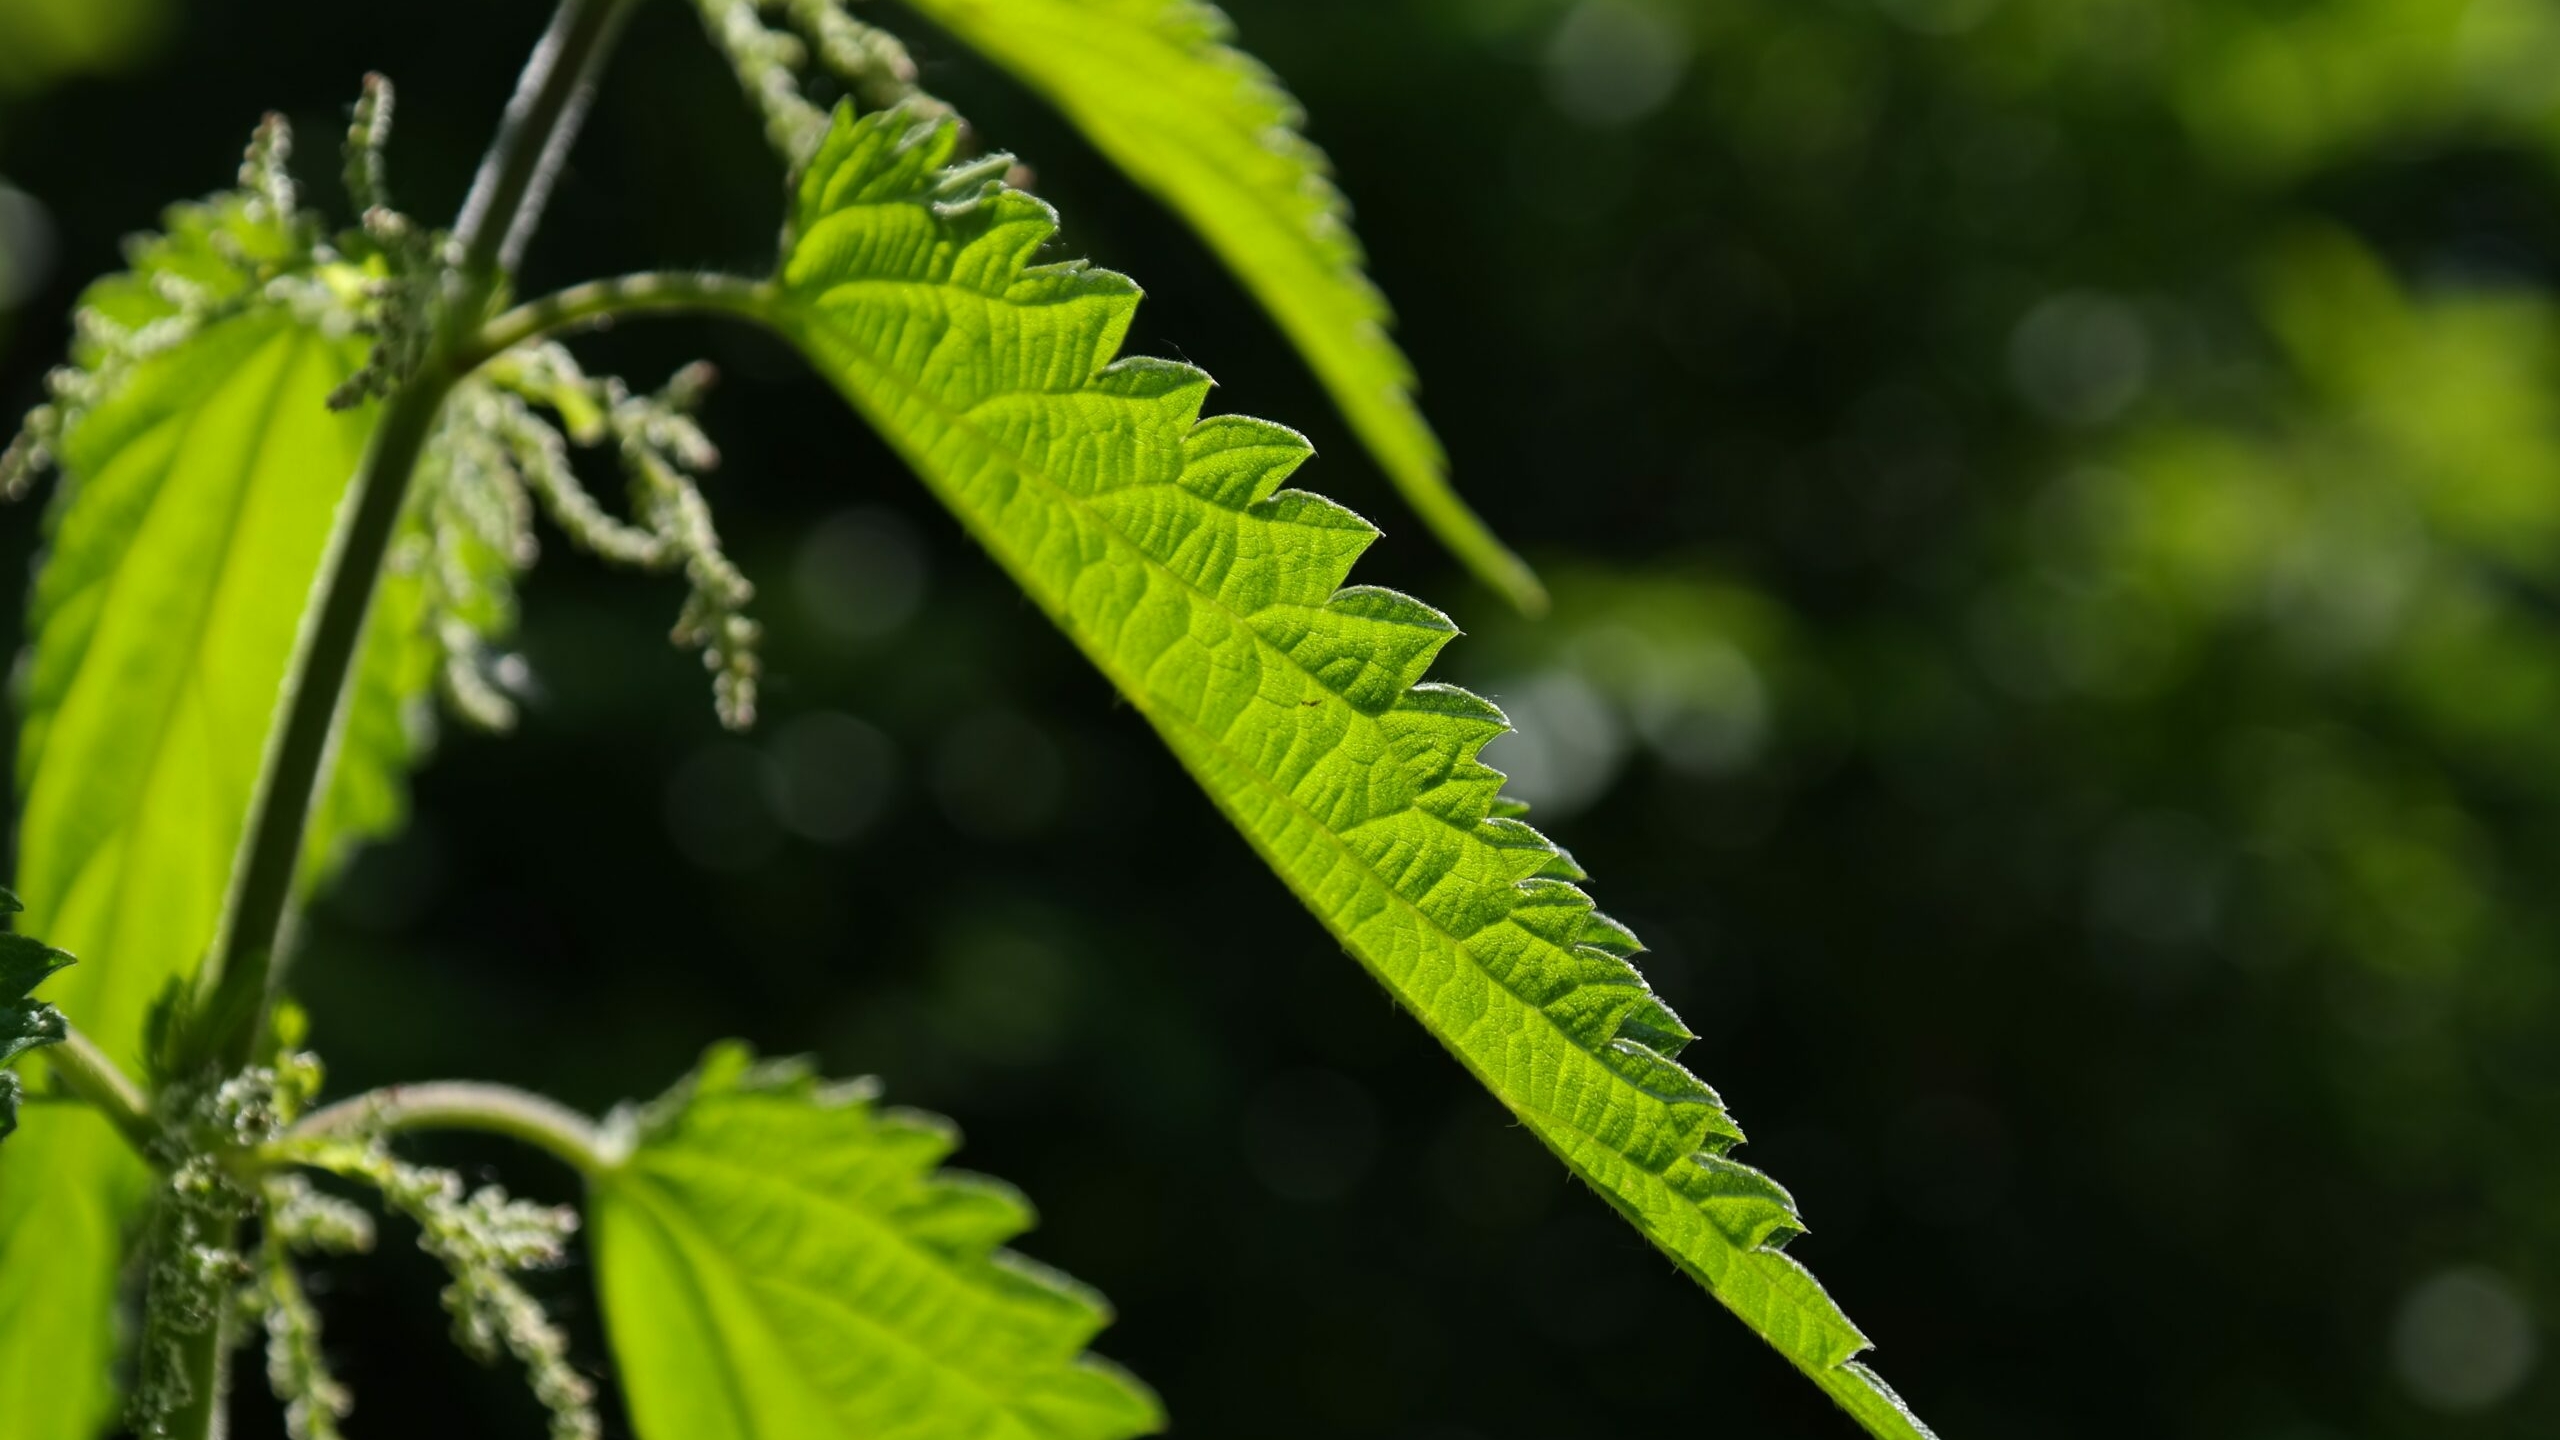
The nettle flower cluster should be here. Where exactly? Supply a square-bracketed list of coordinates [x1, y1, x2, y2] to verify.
[128, 1030, 593, 1440]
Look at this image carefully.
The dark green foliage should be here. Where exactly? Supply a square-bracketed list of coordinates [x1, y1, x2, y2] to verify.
[0, 890, 73, 1142]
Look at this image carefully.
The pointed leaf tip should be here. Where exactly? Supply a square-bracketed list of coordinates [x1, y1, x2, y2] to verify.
[760, 103, 1932, 1440]
[893, 0, 1544, 611]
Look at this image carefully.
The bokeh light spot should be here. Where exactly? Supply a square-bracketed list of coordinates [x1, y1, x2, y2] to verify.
[793, 505, 927, 647]
[0, 180, 56, 310]
[765, 709, 895, 844]
[1542, 0, 1690, 129]
[2010, 292, 2150, 425]
[1479, 670, 1625, 817]
[2391, 1266, 2537, 1412]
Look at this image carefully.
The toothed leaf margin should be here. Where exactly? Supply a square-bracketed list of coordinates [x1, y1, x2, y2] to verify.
[591, 1042, 1163, 1440]
[759, 104, 1935, 1440]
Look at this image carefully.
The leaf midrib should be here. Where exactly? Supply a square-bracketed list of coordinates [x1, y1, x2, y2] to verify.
[602, 1186, 765, 1433]
[784, 231, 1908, 1392]
[784, 282, 1726, 1169]
[988, 29, 1323, 235]
[631, 1138, 1076, 1331]
[51, 322, 306, 1034]
[613, 1164, 1057, 1439]
[898, 0, 1400, 404]
[783, 113, 1924, 1437]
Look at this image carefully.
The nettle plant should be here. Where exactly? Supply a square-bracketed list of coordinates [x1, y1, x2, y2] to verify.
[0, 3, 1938, 1438]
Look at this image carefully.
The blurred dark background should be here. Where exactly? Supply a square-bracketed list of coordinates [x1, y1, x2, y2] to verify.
[5, 0, 2557, 1437]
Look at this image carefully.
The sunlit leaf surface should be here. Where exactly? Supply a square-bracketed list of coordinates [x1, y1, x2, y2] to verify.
[762, 104, 1933, 1439]
[594, 1043, 1161, 1440]
[897, 0, 1543, 611]
[0, 168, 432, 1430]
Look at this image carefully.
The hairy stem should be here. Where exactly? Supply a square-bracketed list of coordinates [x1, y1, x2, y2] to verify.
[283, 1081, 617, 1176]
[455, 0, 642, 283]
[43, 1022, 155, 1159]
[179, 378, 454, 1075]
[142, 1200, 234, 1440]
[158, 6, 640, 1438]
[192, 0, 639, 1077]
[465, 271, 780, 366]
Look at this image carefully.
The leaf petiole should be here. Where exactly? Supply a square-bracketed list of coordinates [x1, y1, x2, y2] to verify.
[37, 1022, 155, 1159]
[463, 271, 781, 371]
[279, 1080, 618, 1176]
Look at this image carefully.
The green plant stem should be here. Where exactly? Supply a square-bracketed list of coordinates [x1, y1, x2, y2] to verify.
[193, 0, 639, 1077]
[467, 271, 780, 365]
[282, 1081, 616, 1176]
[43, 1022, 155, 1159]
[157, 5, 641, 1437]
[454, 0, 642, 283]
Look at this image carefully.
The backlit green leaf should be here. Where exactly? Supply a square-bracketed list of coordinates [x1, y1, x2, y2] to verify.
[593, 1043, 1161, 1440]
[895, 0, 1544, 612]
[0, 181, 418, 1438]
[761, 105, 1934, 1439]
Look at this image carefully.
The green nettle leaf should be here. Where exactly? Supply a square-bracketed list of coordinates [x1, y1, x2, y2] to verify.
[0, 892, 76, 1146]
[893, 0, 1544, 612]
[593, 1044, 1162, 1440]
[761, 105, 1934, 1439]
[0, 190, 424, 1437]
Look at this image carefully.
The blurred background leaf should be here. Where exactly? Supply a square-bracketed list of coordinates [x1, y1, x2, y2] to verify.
[0, 0, 165, 98]
[2, 0, 2554, 1437]
[0, 0, 166, 341]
